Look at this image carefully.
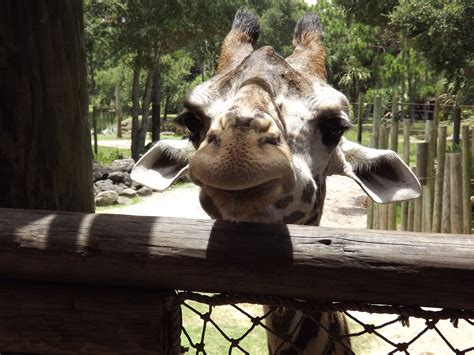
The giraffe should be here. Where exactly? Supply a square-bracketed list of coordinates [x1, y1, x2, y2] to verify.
[131, 9, 421, 355]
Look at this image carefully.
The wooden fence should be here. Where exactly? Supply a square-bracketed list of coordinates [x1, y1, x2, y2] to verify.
[361, 96, 473, 234]
[0, 208, 473, 353]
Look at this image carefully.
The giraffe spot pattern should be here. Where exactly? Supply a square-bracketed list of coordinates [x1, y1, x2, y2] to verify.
[276, 195, 294, 209]
[301, 181, 315, 204]
[284, 211, 305, 224]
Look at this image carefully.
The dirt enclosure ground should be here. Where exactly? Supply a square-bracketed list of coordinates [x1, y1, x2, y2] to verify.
[101, 176, 472, 354]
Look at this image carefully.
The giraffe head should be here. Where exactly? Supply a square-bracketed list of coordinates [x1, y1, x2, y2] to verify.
[132, 10, 421, 223]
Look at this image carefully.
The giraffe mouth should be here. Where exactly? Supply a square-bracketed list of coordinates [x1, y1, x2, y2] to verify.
[211, 179, 279, 198]
[200, 179, 287, 219]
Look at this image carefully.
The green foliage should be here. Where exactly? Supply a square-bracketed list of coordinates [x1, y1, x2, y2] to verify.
[85, 0, 473, 130]
[93, 146, 130, 165]
[259, 0, 308, 56]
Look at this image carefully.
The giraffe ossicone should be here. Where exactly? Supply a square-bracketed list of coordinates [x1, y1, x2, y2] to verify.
[131, 8, 421, 354]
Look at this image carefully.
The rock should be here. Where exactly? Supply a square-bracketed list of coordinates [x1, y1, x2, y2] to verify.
[137, 186, 153, 196]
[120, 188, 137, 198]
[95, 191, 118, 206]
[131, 181, 143, 190]
[118, 183, 129, 190]
[123, 172, 132, 187]
[92, 160, 109, 182]
[93, 184, 100, 196]
[108, 158, 135, 173]
[117, 196, 133, 205]
[95, 179, 115, 192]
[95, 179, 124, 195]
[108, 171, 125, 183]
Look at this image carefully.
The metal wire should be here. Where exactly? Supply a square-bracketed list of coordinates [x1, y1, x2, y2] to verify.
[167, 291, 474, 355]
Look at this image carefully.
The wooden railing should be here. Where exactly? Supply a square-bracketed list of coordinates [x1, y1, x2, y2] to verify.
[0, 208, 473, 353]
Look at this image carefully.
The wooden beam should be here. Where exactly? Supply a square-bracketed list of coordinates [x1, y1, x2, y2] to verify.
[0, 281, 173, 354]
[0, 208, 474, 310]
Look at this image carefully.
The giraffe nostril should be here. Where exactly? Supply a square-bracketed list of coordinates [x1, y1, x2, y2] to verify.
[234, 116, 253, 127]
[207, 132, 220, 146]
[258, 133, 280, 146]
[250, 116, 271, 132]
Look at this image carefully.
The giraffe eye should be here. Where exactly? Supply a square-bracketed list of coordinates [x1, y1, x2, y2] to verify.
[177, 112, 201, 134]
[318, 115, 351, 147]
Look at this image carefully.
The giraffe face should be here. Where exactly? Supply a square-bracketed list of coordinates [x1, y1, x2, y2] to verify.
[180, 45, 351, 222]
[131, 10, 421, 224]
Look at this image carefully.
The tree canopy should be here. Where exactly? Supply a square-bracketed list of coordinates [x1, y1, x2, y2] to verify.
[84, 0, 473, 156]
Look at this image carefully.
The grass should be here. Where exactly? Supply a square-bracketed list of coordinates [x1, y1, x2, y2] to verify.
[93, 145, 131, 165]
[181, 301, 268, 354]
[181, 301, 387, 354]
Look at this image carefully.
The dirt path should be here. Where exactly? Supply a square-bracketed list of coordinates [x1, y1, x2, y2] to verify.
[103, 175, 367, 228]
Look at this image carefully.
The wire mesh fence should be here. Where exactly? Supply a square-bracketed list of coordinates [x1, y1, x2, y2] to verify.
[168, 292, 474, 355]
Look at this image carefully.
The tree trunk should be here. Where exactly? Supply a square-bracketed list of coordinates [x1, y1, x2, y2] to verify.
[0, 0, 94, 212]
[130, 51, 142, 161]
[151, 62, 161, 142]
[115, 84, 123, 138]
[136, 66, 155, 156]
[164, 94, 171, 121]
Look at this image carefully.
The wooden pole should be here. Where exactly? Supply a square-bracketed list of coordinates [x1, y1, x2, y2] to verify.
[369, 96, 383, 230]
[423, 120, 436, 232]
[407, 196, 415, 232]
[415, 143, 428, 233]
[432, 97, 440, 156]
[441, 154, 451, 233]
[372, 95, 382, 149]
[357, 93, 364, 144]
[414, 193, 423, 232]
[388, 109, 398, 230]
[400, 118, 411, 230]
[461, 126, 471, 234]
[450, 153, 463, 234]
[432, 126, 447, 233]
[367, 199, 374, 229]
[452, 105, 461, 148]
[379, 126, 390, 230]
[1, 209, 474, 310]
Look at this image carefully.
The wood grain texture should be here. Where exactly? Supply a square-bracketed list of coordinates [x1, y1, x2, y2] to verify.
[0, 0, 94, 212]
[0, 281, 173, 354]
[1, 208, 473, 310]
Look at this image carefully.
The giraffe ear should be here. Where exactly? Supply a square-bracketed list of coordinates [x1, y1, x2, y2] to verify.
[130, 140, 195, 191]
[332, 139, 421, 203]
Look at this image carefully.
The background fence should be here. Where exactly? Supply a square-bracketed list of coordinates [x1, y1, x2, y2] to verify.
[355, 96, 473, 234]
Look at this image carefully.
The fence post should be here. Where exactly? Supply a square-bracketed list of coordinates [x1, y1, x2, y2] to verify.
[357, 93, 364, 144]
[372, 95, 382, 149]
[378, 126, 389, 230]
[453, 105, 461, 148]
[441, 154, 451, 233]
[461, 126, 471, 234]
[415, 143, 428, 232]
[423, 119, 436, 232]
[407, 167, 416, 232]
[432, 126, 447, 233]
[449, 153, 463, 234]
[432, 97, 440, 156]
[389, 101, 398, 230]
[400, 117, 411, 231]
[370, 96, 383, 229]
